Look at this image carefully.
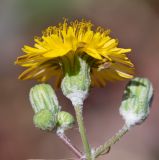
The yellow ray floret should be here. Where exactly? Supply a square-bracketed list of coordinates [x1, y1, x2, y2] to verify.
[15, 19, 134, 86]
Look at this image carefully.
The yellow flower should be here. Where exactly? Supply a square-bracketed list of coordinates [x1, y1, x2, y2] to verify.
[15, 19, 134, 87]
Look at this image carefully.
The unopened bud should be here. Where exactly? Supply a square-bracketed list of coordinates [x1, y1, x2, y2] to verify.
[33, 109, 57, 131]
[120, 77, 153, 127]
[57, 111, 75, 130]
[29, 83, 60, 114]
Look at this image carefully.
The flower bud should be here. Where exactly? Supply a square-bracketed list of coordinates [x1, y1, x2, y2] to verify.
[29, 83, 60, 114]
[33, 109, 57, 131]
[119, 77, 153, 127]
[61, 56, 91, 106]
[57, 111, 75, 130]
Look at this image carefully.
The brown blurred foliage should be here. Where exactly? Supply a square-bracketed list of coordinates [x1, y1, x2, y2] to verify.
[0, 0, 159, 160]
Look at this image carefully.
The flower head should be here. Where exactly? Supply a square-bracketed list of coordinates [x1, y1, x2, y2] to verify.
[15, 19, 134, 86]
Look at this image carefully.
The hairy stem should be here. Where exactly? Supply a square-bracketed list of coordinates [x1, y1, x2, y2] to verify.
[57, 132, 83, 159]
[94, 124, 129, 158]
[74, 105, 91, 160]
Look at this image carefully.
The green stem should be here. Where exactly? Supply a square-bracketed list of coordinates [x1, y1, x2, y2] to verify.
[74, 105, 91, 160]
[94, 124, 129, 158]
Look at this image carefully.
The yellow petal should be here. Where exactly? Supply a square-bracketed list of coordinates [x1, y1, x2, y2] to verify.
[43, 48, 71, 58]
[83, 48, 102, 60]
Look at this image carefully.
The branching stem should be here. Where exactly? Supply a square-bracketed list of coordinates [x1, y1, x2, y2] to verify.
[57, 132, 83, 159]
[94, 124, 130, 158]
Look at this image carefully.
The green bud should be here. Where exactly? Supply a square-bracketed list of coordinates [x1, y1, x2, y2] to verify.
[57, 111, 75, 130]
[120, 77, 153, 127]
[33, 109, 57, 131]
[29, 83, 60, 114]
[61, 56, 91, 106]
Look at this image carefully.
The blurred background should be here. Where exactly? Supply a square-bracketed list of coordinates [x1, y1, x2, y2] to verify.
[0, 0, 159, 159]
